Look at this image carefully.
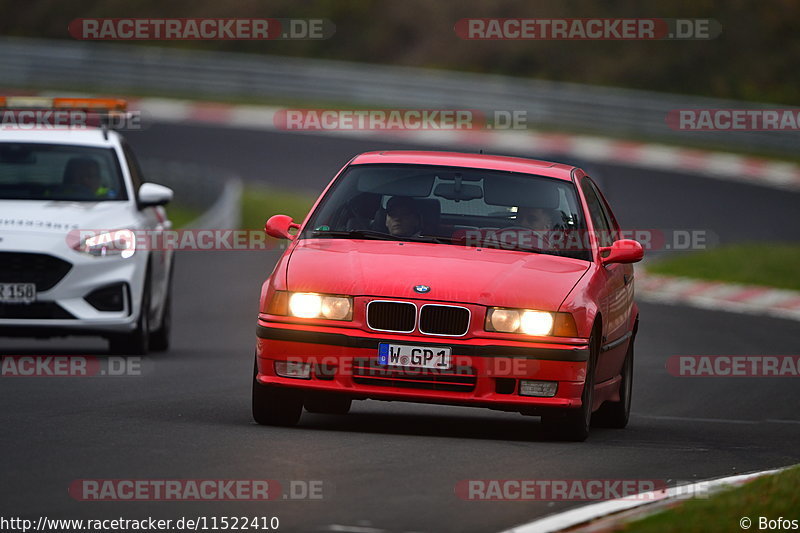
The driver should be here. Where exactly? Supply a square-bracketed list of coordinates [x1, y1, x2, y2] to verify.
[62, 158, 109, 198]
[516, 206, 554, 232]
[385, 196, 423, 237]
[508, 206, 558, 251]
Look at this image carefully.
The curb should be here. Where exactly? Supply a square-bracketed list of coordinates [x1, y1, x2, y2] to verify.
[131, 98, 800, 191]
[500, 467, 787, 533]
[637, 271, 800, 322]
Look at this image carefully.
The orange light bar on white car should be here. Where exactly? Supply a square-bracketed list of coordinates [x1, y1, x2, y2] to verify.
[0, 96, 127, 112]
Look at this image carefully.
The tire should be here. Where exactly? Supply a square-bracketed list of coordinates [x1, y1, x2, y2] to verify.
[108, 277, 150, 356]
[592, 336, 634, 429]
[149, 284, 171, 352]
[542, 325, 600, 442]
[304, 392, 352, 415]
[252, 361, 303, 426]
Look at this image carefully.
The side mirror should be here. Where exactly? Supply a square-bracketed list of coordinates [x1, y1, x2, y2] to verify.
[265, 214, 300, 240]
[138, 183, 173, 207]
[600, 239, 644, 265]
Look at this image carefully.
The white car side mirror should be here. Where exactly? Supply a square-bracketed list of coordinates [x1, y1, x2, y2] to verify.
[138, 182, 173, 207]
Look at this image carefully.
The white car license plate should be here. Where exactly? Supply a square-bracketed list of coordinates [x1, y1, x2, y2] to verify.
[0, 283, 36, 304]
[378, 343, 452, 370]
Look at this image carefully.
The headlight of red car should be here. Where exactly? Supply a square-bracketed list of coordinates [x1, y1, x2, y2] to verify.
[267, 290, 353, 321]
[485, 308, 578, 337]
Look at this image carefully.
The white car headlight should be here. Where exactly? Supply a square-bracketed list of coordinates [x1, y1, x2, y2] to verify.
[286, 292, 353, 321]
[74, 229, 136, 258]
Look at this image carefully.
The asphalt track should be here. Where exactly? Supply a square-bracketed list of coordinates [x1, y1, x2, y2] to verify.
[1, 124, 799, 533]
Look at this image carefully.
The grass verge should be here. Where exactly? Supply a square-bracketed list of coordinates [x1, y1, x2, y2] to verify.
[619, 466, 800, 533]
[646, 244, 800, 292]
[240, 184, 316, 230]
[165, 204, 202, 228]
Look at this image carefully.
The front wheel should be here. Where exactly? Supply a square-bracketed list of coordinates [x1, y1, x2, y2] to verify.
[108, 280, 150, 355]
[542, 326, 599, 442]
[592, 337, 634, 428]
[149, 284, 171, 352]
[252, 362, 303, 426]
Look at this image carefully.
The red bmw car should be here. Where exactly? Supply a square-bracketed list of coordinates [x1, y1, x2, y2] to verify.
[254, 151, 643, 441]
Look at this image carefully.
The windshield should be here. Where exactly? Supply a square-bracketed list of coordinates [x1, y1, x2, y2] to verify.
[302, 163, 590, 260]
[0, 143, 127, 201]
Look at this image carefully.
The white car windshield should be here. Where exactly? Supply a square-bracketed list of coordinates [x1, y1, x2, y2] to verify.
[0, 142, 127, 201]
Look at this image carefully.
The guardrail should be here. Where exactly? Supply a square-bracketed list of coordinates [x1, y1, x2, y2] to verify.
[1, 36, 797, 155]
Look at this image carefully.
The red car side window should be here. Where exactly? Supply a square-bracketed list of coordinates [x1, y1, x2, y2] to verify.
[580, 177, 614, 248]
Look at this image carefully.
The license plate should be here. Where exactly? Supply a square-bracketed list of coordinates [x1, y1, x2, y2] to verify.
[378, 343, 452, 370]
[0, 283, 36, 304]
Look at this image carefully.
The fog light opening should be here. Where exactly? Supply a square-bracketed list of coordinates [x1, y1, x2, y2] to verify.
[84, 282, 128, 312]
[274, 361, 312, 379]
[519, 380, 558, 397]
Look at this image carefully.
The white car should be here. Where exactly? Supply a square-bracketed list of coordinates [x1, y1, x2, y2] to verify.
[0, 101, 174, 354]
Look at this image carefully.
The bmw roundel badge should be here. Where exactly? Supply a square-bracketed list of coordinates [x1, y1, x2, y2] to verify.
[414, 285, 431, 293]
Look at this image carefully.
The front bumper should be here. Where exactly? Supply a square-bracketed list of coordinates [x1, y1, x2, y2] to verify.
[256, 320, 590, 414]
[0, 241, 146, 336]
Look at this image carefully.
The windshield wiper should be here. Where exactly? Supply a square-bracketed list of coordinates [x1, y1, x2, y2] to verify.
[413, 234, 455, 244]
[308, 229, 398, 241]
[309, 230, 461, 245]
[308, 230, 456, 244]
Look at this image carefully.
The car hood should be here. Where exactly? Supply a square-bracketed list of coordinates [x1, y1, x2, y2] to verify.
[286, 238, 589, 310]
[0, 200, 136, 234]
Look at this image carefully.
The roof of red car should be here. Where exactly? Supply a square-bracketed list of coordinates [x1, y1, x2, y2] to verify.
[350, 151, 578, 181]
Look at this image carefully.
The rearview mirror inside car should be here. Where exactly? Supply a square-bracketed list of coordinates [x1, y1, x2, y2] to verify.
[265, 214, 300, 240]
[600, 239, 644, 265]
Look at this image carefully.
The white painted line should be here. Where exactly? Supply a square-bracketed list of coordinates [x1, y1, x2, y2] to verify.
[766, 419, 800, 425]
[637, 415, 756, 425]
[500, 467, 787, 533]
[321, 526, 387, 533]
